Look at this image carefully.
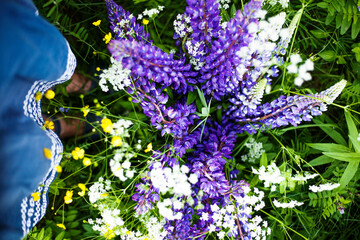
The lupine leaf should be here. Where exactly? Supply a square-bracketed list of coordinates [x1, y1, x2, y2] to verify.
[305, 155, 334, 167]
[307, 143, 350, 152]
[313, 119, 347, 146]
[339, 161, 360, 188]
[323, 152, 360, 162]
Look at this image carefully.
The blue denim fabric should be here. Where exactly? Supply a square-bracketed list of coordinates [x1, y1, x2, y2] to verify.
[0, 0, 68, 239]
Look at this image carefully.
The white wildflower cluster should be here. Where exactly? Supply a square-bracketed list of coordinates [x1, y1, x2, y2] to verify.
[109, 119, 137, 181]
[112, 14, 135, 38]
[138, 6, 164, 20]
[252, 163, 285, 188]
[173, 13, 193, 38]
[241, 137, 266, 163]
[253, 163, 319, 191]
[89, 202, 161, 240]
[265, 0, 289, 8]
[287, 54, 314, 87]
[291, 172, 318, 182]
[89, 207, 124, 237]
[157, 197, 185, 221]
[309, 183, 340, 193]
[138, 213, 168, 239]
[258, 12, 288, 43]
[110, 150, 136, 181]
[111, 118, 132, 137]
[186, 40, 206, 70]
[233, 11, 293, 107]
[88, 181, 167, 240]
[150, 162, 198, 196]
[99, 57, 132, 92]
[217, 0, 231, 9]
[205, 203, 238, 239]
[235, 187, 271, 239]
[88, 177, 111, 203]
[273, 199, 304, 208]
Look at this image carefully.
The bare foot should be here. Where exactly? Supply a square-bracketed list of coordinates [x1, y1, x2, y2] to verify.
[43, 115, 85, 139]
[66, 72, 92, 94]
[58, 117, 85, 139]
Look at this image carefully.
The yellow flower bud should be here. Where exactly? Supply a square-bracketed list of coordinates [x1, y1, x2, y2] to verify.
[44, 89, 55, 100]
[35, 91, 42, 102]
[55, 165, 62, 173]
[83, 157, 92, 166]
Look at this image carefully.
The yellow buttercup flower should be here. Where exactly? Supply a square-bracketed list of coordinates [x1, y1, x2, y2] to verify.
[81, 105, 90, 117]
[43, 120, 54, 130]
[144, 142, 153, 153]
[83, 157, 92, 166]
[57, 223, 66, 230]
[111, 136, 122, 147]
[43, 148, 52, 159]
[103, 32, 112, 44]
[142, 19, 149, 25]
[96, 67, 100, 71]
[92, 20, 101, 26]
[35, 91, 42, 102]
[78, 183, 87, 196]
[31, 192, 41, 202]
[55, 165, 62, 173]
[64, 190, 73, 204]
[101, 118, 113, 133]
[44, 89, 55, 100]
[72, 147, 85, 160]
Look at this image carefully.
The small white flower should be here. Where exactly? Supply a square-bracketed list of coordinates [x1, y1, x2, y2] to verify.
[309, 183, 340, 192]
[217, 231, 225, 239]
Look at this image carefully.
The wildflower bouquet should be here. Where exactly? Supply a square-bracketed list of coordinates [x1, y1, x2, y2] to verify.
[77, 0, 350, 239]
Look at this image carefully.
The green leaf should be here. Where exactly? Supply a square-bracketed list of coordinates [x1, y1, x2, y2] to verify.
[325, 14, 336, 25]
[46, 5, 56, 18]
[323, 152, 360, 162]
[38, 228, 45, 240]
[337, 56, 347, 64]
[310, 30, 329, 38]
[307, 143, 350, 152]
[54, 231, 65, 240]
[187, 91, 197, 105]
[230, 4, 237, 18]
[196, 86, 207, 107]
[260, 153, 268, 167]
[349, 135, 360, 153]
[352, 46, 360, 62]
[345, 110, 359, 149]
[339, 161, 360, 188]
[336, 13, 343, 28]
[317, 2, 329, 8]
[305, 155, 334, 167]
[319, 50, 336, 61]
[351, 17, 360, 39]
[340, 16, 352, 35]
[313, 119, 347, 146]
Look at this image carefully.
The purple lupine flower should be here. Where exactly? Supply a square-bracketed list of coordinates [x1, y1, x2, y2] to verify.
[105, 1, 347, 239]
[233, 80, 347, 133]
[108, 39, 197, 94]
[105, 0, 149, 42]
